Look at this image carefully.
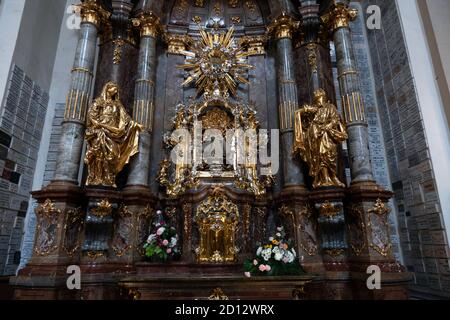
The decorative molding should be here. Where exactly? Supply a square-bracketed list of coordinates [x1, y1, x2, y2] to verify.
[91, 199, 113, 218]
[34, 199, 60, 256]
[321, 2, 358, 33]
[267, 12, 300, 40]
[73, 0, 111, 29]
[132, 11, 161, 38]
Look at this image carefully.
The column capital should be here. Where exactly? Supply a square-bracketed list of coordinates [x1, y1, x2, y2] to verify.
[321, 2, 358, 33]
[132, 11, 162, 38]
[164, 34, 192, 55]
[73, 0, 111, 29]
[267, 12, 300, 40]
[239, 35, 268, 56]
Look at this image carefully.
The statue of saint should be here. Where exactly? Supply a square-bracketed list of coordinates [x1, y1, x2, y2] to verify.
[84, 82, 142, 187]
[294, 89, 348, 189]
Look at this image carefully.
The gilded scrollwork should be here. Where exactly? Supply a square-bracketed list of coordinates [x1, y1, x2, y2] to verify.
[297, 205, 319, 257]
[112, 39, 125, 65]
[195, 0, 205, 7]
[254, 207, 267, 243]
[368, 199, 392, 257]
[112, 205, 133, 257]
[165, 206, 178, 228]
[318, 201, 341, 218]
[346, 205, 366, 256]
[63, 207, 84, 257]
[182, 202, 193, 244]
[157, 159, 199, 198]
[307, 43, 318, 72]
[279, 204, 295, 227]
[280, 204, 318, 257]
[324, 248, 345, 257]
[229, 0, 239, 8]
[34, 199, 60, 256]
[242, 203, 251, 243]
[137, 205, 154, 256]
[91, 199, 113, 218]
[208, 287, 229, 300]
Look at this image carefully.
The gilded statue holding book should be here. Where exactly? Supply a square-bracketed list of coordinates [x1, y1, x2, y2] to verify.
[294, 89, 348, 189]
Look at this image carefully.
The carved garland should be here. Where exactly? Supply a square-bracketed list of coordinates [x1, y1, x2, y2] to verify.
[34, 199, 60, 256]
[112, 205, 133, 257]
[368, 199, 392, 257]
[63, 207, 84, 257]
[346, 204, 366, 257]
[279, 204, 318, 257]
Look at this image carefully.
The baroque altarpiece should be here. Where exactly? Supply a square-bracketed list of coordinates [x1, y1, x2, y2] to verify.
[11, 0, 410, 300]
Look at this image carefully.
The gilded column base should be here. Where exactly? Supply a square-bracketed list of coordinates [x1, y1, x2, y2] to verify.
[346, 181, 396, 265]
[345, 181, 411, 298]
[310, 188, 349, 276]
[11, 182, 86, 297]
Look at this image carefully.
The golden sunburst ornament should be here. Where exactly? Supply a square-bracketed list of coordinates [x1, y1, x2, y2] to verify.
[178, 27, 254, 97]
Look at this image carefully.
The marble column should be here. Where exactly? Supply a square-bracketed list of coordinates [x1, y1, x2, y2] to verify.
[322, 3, 408, 295]
[54, 1, 110, 184]
[322, 1, 374, 184]
[269, 13, 305, 187]
[126, 11, 160, 187]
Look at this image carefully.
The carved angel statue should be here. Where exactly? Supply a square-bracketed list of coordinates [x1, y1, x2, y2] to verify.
[293, 89, 348, 189]
[84, 82, 142, 187]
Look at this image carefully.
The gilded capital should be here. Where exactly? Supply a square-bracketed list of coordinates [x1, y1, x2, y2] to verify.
[132, 11, 161, 38]
[73, 0, 111, 29]
[164, 34, 191, 55]
[321, 2, 358, 33]
[239, 35, 268, 55]
[267, 12, 300, 40]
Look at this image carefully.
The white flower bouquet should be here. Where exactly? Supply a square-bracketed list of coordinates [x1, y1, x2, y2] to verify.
[244, 226, 304, 277]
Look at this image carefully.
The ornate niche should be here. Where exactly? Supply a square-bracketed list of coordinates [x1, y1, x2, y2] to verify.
[194, 188, 239, 263]
[157, 27, 273, 198]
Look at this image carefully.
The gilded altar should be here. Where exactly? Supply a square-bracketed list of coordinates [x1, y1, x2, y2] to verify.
[13, 0, 410, 301]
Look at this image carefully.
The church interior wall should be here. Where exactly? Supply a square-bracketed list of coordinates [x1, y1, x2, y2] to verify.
[0, 0, 448, 299]
[360, 0, 450, 297]
[0, 0, 67, 275]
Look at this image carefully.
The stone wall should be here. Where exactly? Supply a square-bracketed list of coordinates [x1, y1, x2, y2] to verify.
[0, 65, 48, 275]
[0, 0, 67, 275]
[361, 0, 450, 296]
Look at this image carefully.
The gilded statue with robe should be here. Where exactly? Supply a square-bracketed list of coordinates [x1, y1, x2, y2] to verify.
[294, 89, 348, 189]
[84, 82, 142, 187]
